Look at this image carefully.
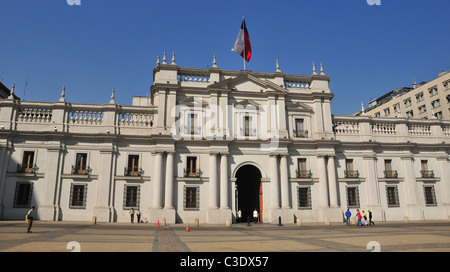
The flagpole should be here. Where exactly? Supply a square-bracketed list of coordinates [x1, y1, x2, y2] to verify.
[243, 15, 246, 71]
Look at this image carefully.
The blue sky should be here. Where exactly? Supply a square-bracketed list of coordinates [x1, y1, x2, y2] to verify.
[0, 0, 449, 115]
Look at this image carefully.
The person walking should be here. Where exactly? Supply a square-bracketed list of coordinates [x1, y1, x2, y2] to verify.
[136, 209, 141, 223]
[368, 210, 375, 226]
[356, 209, 363, 226]
[345, 209, 352, 226]
[253, 209, 258, 223]
[26, 206, 35, 233]
[237, 209, 242, 223]
[129, 208, 135, 223]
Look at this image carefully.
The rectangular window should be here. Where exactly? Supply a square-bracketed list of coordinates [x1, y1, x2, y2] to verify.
[406, 110, 414, 118]
[384, 107, 390, 116]
[384, 159, 396, 178]
[295, 119, 306, 137]
[420, 160, 433, 178]
[124, 185, 140, 208]
[428, 86, 438, 96]
[423, 185, 437, 206]
[70, 183, 87, 209]
[393, 103, 400, 113]
[404, 98, 412, 107]
[244, 116, 251, 136]
[416, 92, 424, 102]
[14, 182, 33, 207]
[127, 155, 140, 176]
[346, 187, 359, 208]
[188, 114, 197, 135]
[386, 186, 400, 207]
[20, 151, 35, 173]
[297, 187, 311, 210]
[297, 158, 309, 178]
[184, 186, 199, 210]
[431, 99, 441, 109]
[75, 153, 87, 174]
[345, 159, 358, 178]
[186, 156, 198, 177]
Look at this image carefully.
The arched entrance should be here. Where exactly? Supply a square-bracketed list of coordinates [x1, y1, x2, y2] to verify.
[235, 165, 262, 223]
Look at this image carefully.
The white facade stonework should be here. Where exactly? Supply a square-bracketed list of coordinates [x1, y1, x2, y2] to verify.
[0, 57, 449, 224]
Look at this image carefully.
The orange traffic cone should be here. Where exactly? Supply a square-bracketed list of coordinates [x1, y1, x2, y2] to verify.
[157, 220, 160, 227]
[186, 223, 190, 232]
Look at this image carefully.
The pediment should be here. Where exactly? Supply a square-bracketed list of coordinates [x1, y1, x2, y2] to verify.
[286, 102, 314, 113]
[233, 99, 261, 108]
[208, 73, 287, 93]
[178, 96, 209, 108]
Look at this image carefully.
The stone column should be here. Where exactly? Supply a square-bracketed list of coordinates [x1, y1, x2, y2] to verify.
[164, 152, 174, 209]
[401, 155, 421, 220]
[93, 148, 114, 222]
[327, 156, 339, 208]
[280, 155, 290, 209]
[270, 155, 280, 209]
[153, 152, 164, 209]
[40, 147, 64, 221]
[318, 156, 329, 208]
[437, 156, 450, 218]
[220, 154, 229, 209]
[209, 153, 219, 209]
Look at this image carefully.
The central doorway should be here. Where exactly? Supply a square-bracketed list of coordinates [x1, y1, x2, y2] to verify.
[235, 165, 262, 223]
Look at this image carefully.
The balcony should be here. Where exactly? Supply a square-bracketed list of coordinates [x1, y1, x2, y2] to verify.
[17, 164, 38, 174]
[184, 169, 202, 178]
[124, 167, 144, 177]
[420, 170, 434, 178]
[294, 130, 308, 138]
[296, 170, 312, 178]
[344, 170, 360, 178]
[384, 170, 398, 178]
[71, 165, 92, 175]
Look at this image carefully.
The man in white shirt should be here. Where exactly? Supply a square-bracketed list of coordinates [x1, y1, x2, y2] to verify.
[26, 206, 35, 233]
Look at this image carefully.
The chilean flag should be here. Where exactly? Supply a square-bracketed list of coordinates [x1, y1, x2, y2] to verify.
[232, 18, 252, 62]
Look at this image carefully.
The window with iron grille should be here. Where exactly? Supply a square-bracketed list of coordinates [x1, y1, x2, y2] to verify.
[14, 182, 33, 207]
[423, 185, 437, 206]
[297, 187, 311, 210]
[70, 183, 87, 209]
[184, 186, 199, 210]
[346, 186, 359, 208]
[386, 186, 400, 208]
[124, 185, 140, 209]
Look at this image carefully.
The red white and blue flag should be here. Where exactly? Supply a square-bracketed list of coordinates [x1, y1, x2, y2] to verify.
[232, 17, 252, 62]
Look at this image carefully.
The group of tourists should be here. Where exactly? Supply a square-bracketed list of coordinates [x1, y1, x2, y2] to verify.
[345, 208, 374, 226]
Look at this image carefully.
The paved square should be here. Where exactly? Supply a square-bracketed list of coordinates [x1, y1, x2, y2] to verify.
[0, 220, 449, 252]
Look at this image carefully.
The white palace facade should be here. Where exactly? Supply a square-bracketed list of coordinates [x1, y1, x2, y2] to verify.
[0, 55, 449, 224]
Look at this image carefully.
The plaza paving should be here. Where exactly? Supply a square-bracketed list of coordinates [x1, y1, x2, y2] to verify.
[0, 219, 449, 252]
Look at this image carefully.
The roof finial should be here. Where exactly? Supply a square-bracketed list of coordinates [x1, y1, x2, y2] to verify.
[59, 86, 66, 102]
[320, 62, 325, 75]
[162, 51, 167, 64]
[171, 51, 176, 65]
[212, 54, 218, 68]
[156, 54, 160, 66]
[8, 83, 15, 99]
[275, 59, 281, 72]
[110, 88, 115, 104]
[312, 62, 318, 75]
